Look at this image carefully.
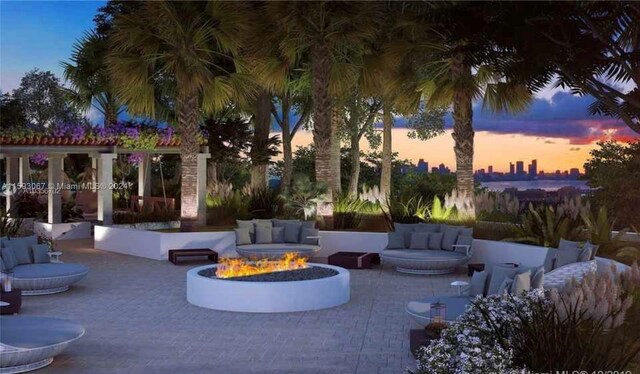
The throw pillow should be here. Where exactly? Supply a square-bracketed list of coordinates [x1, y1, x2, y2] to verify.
[284, 222, 302, 243]
[460, 227, 473, 237]
[386, 232, 405, 249]
[510, 270, 531, 295]
[300, 220, 316, 230]
[236, 220, 256, 243]
[531, 267, 544, 289]
[6, 242, 32, 265]
[272, 227, 285, 243]
[454, 235, 473, 255]
[414, 224, 438, 233]
[469, 270, 488, 296]
[409, 232, 429, 249]
[497, 277, 514, 294]
[254, 219, 273, 229]
[441, 227, 460, 251]
[0, 256, 4, 271]
[394, 223, 421, 247]
[554, 246, 581, 269]
[0, 248, 17, 270]
[578, 242, 595, 262]
[543, 249, 556, 272]
[428, 232, 444, 250]
[255, 225, 273, 244]
[558, 238, 580, 251]
[487, 264, 519, 296]
[8, 235, 38, 247]
[300, 228, 319, 245]
[272, 219, 300, 228]
[234, 228, 252, 246]
[31, 244, 51, 264]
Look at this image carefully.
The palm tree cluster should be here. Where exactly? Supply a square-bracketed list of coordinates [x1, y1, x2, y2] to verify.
[62, 1, 639, 225]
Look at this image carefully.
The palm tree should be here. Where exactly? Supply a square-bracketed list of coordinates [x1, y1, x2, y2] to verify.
[62, 30, 123, 125]
[108, 1, 253, 227]
[262, 1, 384, 214]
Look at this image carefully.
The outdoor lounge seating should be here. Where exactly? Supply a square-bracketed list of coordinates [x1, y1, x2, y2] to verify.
[0, 316, 84, 373]
[380, 223, 473, 274]
[1, 236, 89, 295]
[234, 219, 320, 259]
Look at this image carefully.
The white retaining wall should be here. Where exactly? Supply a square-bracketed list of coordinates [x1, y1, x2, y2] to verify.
[34, 221, 92, 241]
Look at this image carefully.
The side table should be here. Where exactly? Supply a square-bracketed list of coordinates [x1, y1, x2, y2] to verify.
[0, 288, 22, 315]
[328, 252, 380, 269]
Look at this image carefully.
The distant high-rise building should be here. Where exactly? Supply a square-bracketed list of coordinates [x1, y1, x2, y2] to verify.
[416, 159, 428, 173]
[431, 167, 439, 174]
[516, 161, 524, 175]
[509, 162, 515, 175]
[488, 165, 493, 174]
[569, 168, 580, 178]
[528, 159, 537, 178]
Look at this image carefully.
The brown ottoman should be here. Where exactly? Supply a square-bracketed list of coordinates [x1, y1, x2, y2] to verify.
[328, 252, 379, 269]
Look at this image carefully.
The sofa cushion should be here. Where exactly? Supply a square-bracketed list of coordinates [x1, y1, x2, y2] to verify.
[272, 219, 300, 228]
[394, 223, 421, 247]
[4, 242, 32, 265]
[255, 225, 273, 244]
[272, 227, 285, 243]
[544, 260, 597, 290]
[236, 220, 256, 243]
[300, 228, 319, 245]
[300, 220, 316, 230]
[460, 227, 473, 236]
[31, 244, 51, 264]
[428, 232, 443, 250]
[409, 232, 429, 249]
[558, 238, 580, 251]
[234, 228, 252, 246]
[441, 227, 460, 251]
[1, 248, 18, 270]
[415, 224, 439, 233]
[543, 248, 556, 272]
[12, 263, 89, 279]
[511, 270, 531, 295]
[469, 270, 488, 296]
[578, 242, 595, 262]
[0, 256, 4, 271]
[487, 264, 519, 296]
[454, 235, 473, 255]
[554, 246, 581, 269]
[386, 232, 405, 249]
[254, 219, 273, 229]
[284, 222, 302, 243]
[381, 249, 466, 261]
[0, 236, 7, 248]
[497, 277, 514, 294]
[531, 267, 544, 289]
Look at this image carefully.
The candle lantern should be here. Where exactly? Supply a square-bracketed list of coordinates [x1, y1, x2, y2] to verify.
[1, 270, 13, 292]
[430, 300, 447, 324]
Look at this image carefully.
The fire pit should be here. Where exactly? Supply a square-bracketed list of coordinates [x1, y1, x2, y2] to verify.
[187, 254, 350, 313]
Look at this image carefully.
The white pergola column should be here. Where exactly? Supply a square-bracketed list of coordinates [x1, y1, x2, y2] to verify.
[3, 155, 30, 211]
[138, 154, 151, 197]
[93, 153, 117, 225]
[196, 153, 211, 225]
[47, 154, 65, 224]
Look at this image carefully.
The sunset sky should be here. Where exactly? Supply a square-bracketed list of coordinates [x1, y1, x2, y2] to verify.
[1, 1, 637, 173]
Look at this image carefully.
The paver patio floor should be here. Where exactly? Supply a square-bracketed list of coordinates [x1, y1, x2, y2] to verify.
[23, 239, 468, 374]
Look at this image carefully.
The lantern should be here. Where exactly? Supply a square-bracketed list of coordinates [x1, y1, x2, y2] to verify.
[1, 270, 13, 293]
[430, 300, 447, 324]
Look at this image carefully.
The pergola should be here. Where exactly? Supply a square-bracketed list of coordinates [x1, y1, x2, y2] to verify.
[0, 143, 210, 225]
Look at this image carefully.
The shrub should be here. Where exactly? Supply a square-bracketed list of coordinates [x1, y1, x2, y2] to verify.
[383, 195, 428, 227]
[428, 196, 454, 222]
[506, 203, 585, 247]
[247, 188, 284, 219]
[0, 209, 23, 237]
[207, 190, 251, 225]
[283, 175, 327, 220]
[113, 210, 179, 225]
[333, 195, 369, 230]
[475, 191, 520, 223]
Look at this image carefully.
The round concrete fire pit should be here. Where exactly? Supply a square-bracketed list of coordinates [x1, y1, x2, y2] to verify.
[186, 263, 350, 313]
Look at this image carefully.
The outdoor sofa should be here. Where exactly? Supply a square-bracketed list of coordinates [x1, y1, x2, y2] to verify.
[0, 316, 84, 373]
[234, 219, 320, 259]
[1, 236, 89, 295]
[380, 223, 474, 274]
[405, 238, 598, 325]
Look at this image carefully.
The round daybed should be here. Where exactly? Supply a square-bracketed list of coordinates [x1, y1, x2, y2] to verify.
[380, 249, 470, 275]
[0, 316, 85, 373]
[11, 263, 89, 296]
[235, 244, 320, 260]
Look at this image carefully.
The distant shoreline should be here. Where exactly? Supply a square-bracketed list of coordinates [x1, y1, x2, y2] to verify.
[481, 179, 590, 192]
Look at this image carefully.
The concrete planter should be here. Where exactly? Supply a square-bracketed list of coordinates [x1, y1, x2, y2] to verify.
[33, 221, 92, 241]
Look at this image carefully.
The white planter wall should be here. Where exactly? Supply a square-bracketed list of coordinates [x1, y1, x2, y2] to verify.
[470, 239, 550, 268]
[34, 221, 92, 241]
[94, 225, 235, 261]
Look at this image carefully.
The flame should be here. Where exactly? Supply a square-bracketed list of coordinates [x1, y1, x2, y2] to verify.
[215, 252, 308, 279]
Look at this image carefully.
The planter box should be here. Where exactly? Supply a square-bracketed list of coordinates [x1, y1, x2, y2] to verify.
[113, 221, 180, 231]
[33, 221, 92, 241]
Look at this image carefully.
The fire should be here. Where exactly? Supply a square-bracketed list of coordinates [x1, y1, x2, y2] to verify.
[215, 252, 308, 279]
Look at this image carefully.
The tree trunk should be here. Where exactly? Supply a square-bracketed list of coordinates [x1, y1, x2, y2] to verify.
[311, 41, 334, 224]
[348, 132, 361, 197]
[104, 105, 118, 126]
[177, 94, 202, 229]
[282, 130, 293, 192]
[380, 104, 393, 198]
[330, 107, 342, 195]
[250, 90, 272, 191]
[451, 52, 475, 217]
